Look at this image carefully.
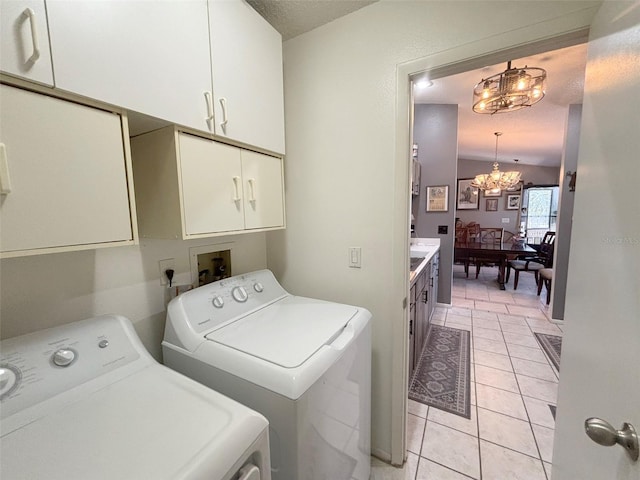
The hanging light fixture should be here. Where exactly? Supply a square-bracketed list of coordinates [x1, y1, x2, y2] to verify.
[473, 61, 546, 114]
[471, 132, 521, 193]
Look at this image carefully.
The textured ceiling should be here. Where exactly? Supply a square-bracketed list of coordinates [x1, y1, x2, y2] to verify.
[247, 0, 376, 40]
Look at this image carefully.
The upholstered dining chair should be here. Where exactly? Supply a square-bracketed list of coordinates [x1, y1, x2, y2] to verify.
[473, 227, 504, 278]
[537, 268, 553, 304]
[506, 231, 556, 290]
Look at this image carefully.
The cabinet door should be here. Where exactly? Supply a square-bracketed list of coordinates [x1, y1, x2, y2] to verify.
[46, 0, 212, 132]
[0, 85, 133, 255]
[241, 150, 284, 230]
[178, 134, 245, 235]
[0, 0, 53, 85]
[208, 0, 285, 153]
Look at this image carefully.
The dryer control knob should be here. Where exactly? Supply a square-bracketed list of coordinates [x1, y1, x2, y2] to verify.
[253, 282, 264, 293]
[212, 296, 224, 308]
[52, 349, 75, 367]
[232, 286, 248, 303]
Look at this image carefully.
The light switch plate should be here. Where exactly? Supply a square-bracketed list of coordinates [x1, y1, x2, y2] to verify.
[349, 247, 362, 268]
[501, 218, 510, 223]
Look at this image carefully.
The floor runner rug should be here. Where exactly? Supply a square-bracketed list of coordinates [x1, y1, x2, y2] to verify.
[534, 332, 562, 371]
[409, 325, 471, 419]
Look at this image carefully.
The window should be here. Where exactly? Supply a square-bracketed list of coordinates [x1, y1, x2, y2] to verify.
[519, 186, 559, 244]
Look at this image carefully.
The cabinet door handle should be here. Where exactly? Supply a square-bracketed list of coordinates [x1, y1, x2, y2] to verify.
[232, 176, 241, 202]
[247, 178, 256, 203]
[204, 91, 214, 129]
[409, 319, 413, 335]
[422, 290, 428, 304]
[219, 97, 228, 133]
[22, 8, 41, 63]
[0, 144, 12, 195]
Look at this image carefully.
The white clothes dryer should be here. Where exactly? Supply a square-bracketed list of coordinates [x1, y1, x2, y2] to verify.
[0, 315, 270, 480]
[162, 269, 371, 480]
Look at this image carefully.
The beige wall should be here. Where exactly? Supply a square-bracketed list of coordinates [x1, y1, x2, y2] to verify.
[1, 234, 268, 360]
[268, 0, 600, 460]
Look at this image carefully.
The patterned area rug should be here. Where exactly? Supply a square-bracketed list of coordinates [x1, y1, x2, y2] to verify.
[409, 325, 471, 419]
[534, 333, 562, 371]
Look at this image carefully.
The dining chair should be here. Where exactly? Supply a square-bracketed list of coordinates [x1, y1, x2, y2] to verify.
[537, 268, 553, 304]
[473, 227, 504, 278]
[454, 223, 472, 277]
[506, 231, 556, 290]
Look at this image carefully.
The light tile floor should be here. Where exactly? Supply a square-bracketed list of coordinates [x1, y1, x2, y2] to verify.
[371, 264, 562, 480]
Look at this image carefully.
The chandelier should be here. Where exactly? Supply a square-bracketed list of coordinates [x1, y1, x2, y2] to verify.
[471, 132, 521, 193]
[473, 61, 546, 114]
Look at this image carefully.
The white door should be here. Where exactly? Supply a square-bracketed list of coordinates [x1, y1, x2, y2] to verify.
[0, 0, 53, 85]
[46, 0, 212, 133]
[241, 150, 285, 230]
[178, 134, 245, 236]
[208, 0, 285, 154]
[552, 3, 640, 479]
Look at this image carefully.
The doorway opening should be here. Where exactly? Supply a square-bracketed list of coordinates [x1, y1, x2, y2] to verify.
[405, 32, 586, 472]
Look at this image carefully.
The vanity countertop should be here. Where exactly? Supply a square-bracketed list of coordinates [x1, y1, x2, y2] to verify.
[410, 238, 440, 285]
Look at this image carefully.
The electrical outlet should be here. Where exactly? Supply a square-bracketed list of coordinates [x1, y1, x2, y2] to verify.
[159, 258, 175, 285]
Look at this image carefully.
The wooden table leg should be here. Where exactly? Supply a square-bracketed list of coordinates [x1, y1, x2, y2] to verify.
[497, 257, 507, 290]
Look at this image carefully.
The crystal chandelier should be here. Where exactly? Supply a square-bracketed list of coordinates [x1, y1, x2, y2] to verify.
[471, 132, 521, 192]
[473, 61, 546, 114]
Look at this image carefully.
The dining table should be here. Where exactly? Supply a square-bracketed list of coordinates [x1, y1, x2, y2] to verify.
[454, 240, 537, 290]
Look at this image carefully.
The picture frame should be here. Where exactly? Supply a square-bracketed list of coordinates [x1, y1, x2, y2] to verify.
[506, 194, 521, 210]
[426, 185, 449, 212]
[456, 179, 479, 210]
[483, 189, 502, 198]
[485, 198, 498, 211]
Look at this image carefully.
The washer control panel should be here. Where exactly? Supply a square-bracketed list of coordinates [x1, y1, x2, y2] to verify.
[0, 315, 141, 420]
[169, 269, 288, 334]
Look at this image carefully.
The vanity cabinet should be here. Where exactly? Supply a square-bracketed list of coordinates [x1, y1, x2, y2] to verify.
[409, 260, 432, 381]
[0, 84, 137, 258]
[0, 0, 53, 86]
[429, 252, 440, 320]
[46, 0, 213, 133]
[131, 127, 285, 239]
[208, 0, 285, 154]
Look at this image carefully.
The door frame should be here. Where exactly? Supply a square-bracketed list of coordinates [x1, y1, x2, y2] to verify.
[391, 25, 592, 464]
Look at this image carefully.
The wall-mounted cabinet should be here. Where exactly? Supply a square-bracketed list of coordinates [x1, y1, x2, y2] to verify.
[208, 0, 285, 154]
[39, 0, 285, 154]
[131, 127, 285, 240]
[0, 84, 137, 258]
[0, 0, 53, 86]
[46, 0, 213, 134]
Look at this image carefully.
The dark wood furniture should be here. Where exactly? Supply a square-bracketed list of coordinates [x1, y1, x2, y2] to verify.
[473, 227, 504, 278]
[506, 231, 556, 290]
[455, 240, 536, 290]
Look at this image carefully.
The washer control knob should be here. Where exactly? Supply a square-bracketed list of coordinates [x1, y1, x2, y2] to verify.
[0, 366, 19, 398]
[212, 296, 225, 308]
[52, 349, 75, 367]
[232, 286, 248, 303]
[98, 340, 109, 349]
[253, 282, 264, 293]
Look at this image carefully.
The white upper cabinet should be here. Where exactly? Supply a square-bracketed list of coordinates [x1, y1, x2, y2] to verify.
[0, 0, 53, 85]
[208, 0, 285, 154]
[46, 0, 213, 132]
[131, 127, 285, 240]
[0, 84, 136, 258]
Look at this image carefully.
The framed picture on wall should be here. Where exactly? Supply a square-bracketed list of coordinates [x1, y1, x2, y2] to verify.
[486, 198, 498, 211]
[506, 194, 521, 210]
[483, 189, 502, 197]
[426, 185, 449, 212]
[456, 179, 479, 210]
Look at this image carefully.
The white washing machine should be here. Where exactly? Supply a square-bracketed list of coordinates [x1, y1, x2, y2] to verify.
[1, 314, 270, 480]
[162, 269, 371, 480]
